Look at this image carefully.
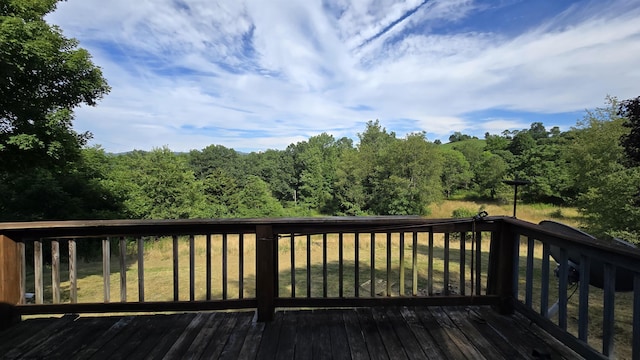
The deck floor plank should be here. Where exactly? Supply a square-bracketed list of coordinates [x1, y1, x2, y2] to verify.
[342, 309, 371, 360]
[200, 312, 242, 359]
[457, 307, 532, 359]
[326, 309, 351, 360]
[45, 317, 122, 359]
[236, 314, 266, 360]
[4, 314, 79, 359]
[445, 307, 508, 360]
[383, 307, 429, 360]
[413, 306, 470, 359]
[91, 315, 159, 360]
[293, 309, 314, 360]
[398, 307, 447, 360]
[356, 307, 390, 360]
[312, 309, 334, 360]
[0, 317, 55, 350]
[426, 306, 488, 360]
[162, 312, 211, 360]
[183, 312, 222, 359]
[218, 311, 255, 360]
[2, 314, 78, 359]
[371, 307, 409, 360]
[483, 308, 582, 360]
[275, 310, 298, 359]
[0, 306, 586, 360]
[255, 310, 283, 360]
[145, 313, 198, 360]
[124, 313, 191, 359]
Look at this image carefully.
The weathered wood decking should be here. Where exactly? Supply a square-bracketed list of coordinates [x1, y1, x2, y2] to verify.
[1, 306, 579, 359]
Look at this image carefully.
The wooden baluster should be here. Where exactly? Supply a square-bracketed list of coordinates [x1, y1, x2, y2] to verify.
[354, 232, 360, 297]
[412, 232, 418, 296]
[578, 254, 591, 342]
[602, 263, 616, 356]
[399, 232, 405, 296]
[386, 232, 391, 297]
[306, 234, 311, 298]
[18, 242, 26, 305]
[138, 237, 145, 302]
[103, 238, 110, 303]
[540, 242, 550, 317]
[428, 232, 434, 296]
[290, 233, 295, 297]
[206, 234, 211, 300]
[338, 233, 344, 298]
[34, 240, 43, 304]
[69, 239, 77, 303]
[239, 233, 244, 299]
[51, 240, 60, 303]
[525, 237, 534, 307]
[323, 234, 328, 298]
[558, 248, 568, 330]
[173, 235, 179, 301]
[512, 235, 521, 301]
[444, 233, 450, 296]
[119, 237, 126, 302]
[222, 233, 228, 300]
[475, 232, 482, 295]
[189, 235, 195, 302]
[273, 233, 278, 299]
[370, 233, 375, 297]
[459, 232, 465, 296]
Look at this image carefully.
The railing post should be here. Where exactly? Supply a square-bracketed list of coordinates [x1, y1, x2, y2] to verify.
[0, 235, 21, 304]
[487, 220, 516, 314]
[256, 225, 276, 322]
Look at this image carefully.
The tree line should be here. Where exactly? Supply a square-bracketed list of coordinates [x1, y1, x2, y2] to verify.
[3, 97, 640, 243]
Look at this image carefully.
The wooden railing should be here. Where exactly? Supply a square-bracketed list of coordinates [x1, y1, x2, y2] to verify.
[1, 216, 639, 359]
[504, 217, 640, 360]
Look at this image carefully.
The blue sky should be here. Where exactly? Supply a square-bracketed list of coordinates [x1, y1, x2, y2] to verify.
[47, 0, 640, 153]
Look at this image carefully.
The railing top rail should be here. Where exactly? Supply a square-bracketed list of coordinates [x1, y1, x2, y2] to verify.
[503, 217, 640, 266]
[0, 216, 489, 240]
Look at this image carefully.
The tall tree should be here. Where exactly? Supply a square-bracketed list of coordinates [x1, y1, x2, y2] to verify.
[374, 133, 443, 215]
[236, 176, 285, 218]
[508, 131, 535, 156]
[109, 148, 207, 219]
[0, 0, 110, 221]
[441, 149, 473, 198]
[296, 133, 341, 213]
[333, 147, 367, 215]
[188, 145, 239, 179]
[566, 97, 627, 195]
[475, 152, 508, 200]
[618, 96, 640, 166]
[0, 0, 110, 171]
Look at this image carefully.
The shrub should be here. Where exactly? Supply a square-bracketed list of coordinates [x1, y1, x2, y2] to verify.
[452, 208, 476, 218]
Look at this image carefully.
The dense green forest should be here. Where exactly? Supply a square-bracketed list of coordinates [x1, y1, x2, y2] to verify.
[1, 1, 639, 244]
[2, 100, 640, 243]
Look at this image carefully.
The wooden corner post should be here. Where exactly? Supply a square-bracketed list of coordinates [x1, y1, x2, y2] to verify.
[0, 235, 21, 304]
[256, 225, 276, 322]
[487, 221, 516, 315]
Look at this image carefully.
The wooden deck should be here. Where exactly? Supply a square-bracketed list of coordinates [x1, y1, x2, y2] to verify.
[0, 306, 579, 359]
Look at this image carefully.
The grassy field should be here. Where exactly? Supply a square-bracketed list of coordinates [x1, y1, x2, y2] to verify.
[22, 201, 634, 358]
[429, 200, 582, 227]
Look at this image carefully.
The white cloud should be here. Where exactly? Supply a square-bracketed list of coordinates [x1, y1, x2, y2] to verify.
[46, 0, 640, 152]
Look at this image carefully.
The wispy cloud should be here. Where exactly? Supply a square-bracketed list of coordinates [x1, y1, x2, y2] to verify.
[47, 0, 640, 152]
